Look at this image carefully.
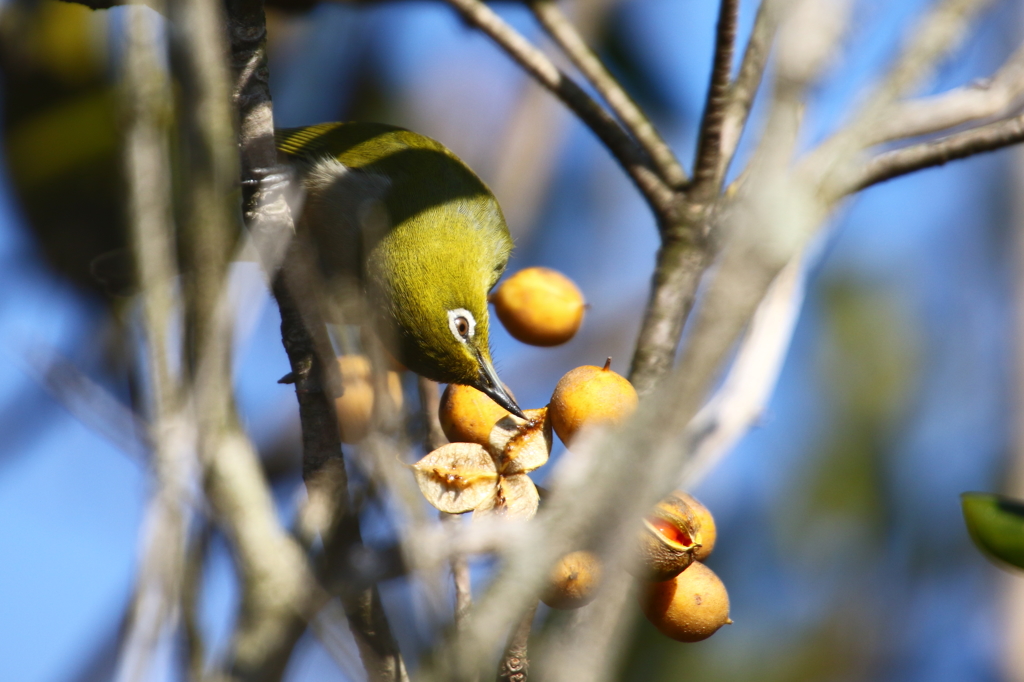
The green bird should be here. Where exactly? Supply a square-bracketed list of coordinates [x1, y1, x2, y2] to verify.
[276, 122, 524, 418]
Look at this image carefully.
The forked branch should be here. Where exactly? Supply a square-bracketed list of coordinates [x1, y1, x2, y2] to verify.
[442, 0, 676, 217]
[527, 0, 687, 188]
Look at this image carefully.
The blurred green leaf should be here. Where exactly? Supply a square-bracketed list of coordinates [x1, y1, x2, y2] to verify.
[961, 492, 1024, 569]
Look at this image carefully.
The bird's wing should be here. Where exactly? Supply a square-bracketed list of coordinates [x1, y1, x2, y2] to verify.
[277, 124, 397, 324]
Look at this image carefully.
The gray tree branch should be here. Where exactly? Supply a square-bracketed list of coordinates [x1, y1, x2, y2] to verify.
[441, 0, 677, 218]
[868, 42, 1024, 146]
[115, 8, 195, 678]
[851, 113, 1024, 191]
[719, 0, 777, 180]
[527, 0, 687, 188]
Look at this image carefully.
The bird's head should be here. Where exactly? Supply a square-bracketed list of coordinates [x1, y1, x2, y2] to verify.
[367, 200, 525, 419]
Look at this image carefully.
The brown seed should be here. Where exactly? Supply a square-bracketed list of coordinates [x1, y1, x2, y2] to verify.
[491, 267, 585, 346]
[334, 355, 404, 443]
[439, 383, 513, 447]
[542, 551, 603, 610]
[548, 359, 638, 446]
[639, 562, 731, 642]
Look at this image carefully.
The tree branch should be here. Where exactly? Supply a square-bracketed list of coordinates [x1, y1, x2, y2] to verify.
[441, 0, 677, 218]
[116, 8, 194, 679]
[168, 0, 319, 679]
[867, 42, 1024, 146]
[527, 0, 687, 188]
[691, 0, 740, 196]
[628, 227, 714, 396]
[851, 113, 1024, 191]
[719, 0, 777, 180]
[225, 0, 407, 678]
[497, 603, 537, 682]
[807, 0, 996, 197]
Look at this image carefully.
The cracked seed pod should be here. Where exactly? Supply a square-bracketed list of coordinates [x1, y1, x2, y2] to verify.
[439, 382, 514, 447]
[674, 492, 716, 561]
[491, 267, 586, 346]
[639, 562, 732, 642]
[488, 407, 552, 475]
[334, 355, 404, 444]
[474, 473, 539, 520]
[542, 551, 602, 610]
[632, 492, 703, 582]
[412, 443, 498, 514]
[549, 359, 638, 446]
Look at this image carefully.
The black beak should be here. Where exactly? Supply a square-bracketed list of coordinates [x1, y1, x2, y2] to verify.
[474, 349, 526, 419]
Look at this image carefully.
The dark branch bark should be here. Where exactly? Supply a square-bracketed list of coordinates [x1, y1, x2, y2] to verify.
[225, 0, 406, 679]
[628, 223, 713, 396]
[851, 114, 1024, 192]
[691, 0, 740, 196]
[720, 0, 776, 181]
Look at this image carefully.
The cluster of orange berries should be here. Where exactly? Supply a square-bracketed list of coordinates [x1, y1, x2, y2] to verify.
[539, 491, 731, 643]
[333, 266, 731, 643]
[634, 491, 731, 642]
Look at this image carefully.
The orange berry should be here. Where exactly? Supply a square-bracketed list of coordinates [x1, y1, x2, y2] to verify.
[548, 359, 638, 445]
[542, 551, 602, 610]
[639, 562, 731, 642]
[438, 383, 513, 446]
[334, 355, 403, 443]
[491, 267, 585, 346]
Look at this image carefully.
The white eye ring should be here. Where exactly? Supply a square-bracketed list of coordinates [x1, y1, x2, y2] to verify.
[447, 309, 476, 343]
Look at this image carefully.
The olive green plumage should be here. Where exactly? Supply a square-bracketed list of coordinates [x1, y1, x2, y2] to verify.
[276, 122, 521, 415]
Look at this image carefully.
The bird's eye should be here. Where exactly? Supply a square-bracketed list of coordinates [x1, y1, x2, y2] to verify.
[447, 308, 476, 343]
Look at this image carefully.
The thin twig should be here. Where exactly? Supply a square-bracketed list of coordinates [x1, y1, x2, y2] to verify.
[441, 514, 473, 629]
[860, 0, 995, 113]
[115, 9, 196, 681]
[452, 551, 473, 628]
[418, 377, 448, 452]
[170, 0, 317, 680]
[850, 113, 1024, 191]
[867, 42, 1024, 146]
[527, 0, 686, 188]
[497, 603, 537, 682]
[719, 0, 778, 180]
[691, 0, 741, 197]
[22, 346, 149, 463]
[441, 0, 676, 218]
[420, 381, 474, 630]
[807, 0, 996, 196]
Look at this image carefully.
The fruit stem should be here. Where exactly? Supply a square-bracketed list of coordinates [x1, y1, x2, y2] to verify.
[603, 357, 612, 371]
